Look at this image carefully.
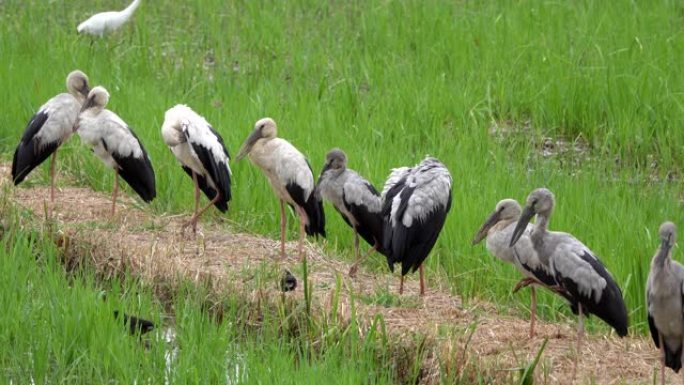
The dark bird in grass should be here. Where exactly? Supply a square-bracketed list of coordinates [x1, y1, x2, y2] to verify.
[12, 70, 90, 202]
[316, 148, 387, 277]
[381, 157, 453, 296]
[162, 104, 232, 233]
[280, 269, 297, 292]
[646, 221, 684, 385]
[236, 117, 325, 261]
[113, 310, 155, 335]
[510, 188, 628, 375]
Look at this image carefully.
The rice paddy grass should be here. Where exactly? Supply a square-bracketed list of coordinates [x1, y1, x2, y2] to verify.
[1, 0, 684, 382]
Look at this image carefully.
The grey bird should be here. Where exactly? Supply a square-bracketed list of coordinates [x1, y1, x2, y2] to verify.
[77, 86, 156, 214]
[509, 188, 628, 374]
[235, 117, 325, 261]
[647, 221, 684, 385]
[382, 157, 452, 296]
[12, 70, 90, 202]
[473, 198, 569, 337]
[316, 149, 386, 276]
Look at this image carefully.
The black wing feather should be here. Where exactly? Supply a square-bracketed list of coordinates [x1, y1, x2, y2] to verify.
[12, 110, 58, 185]
[342, 182, 386, 255]
[108, 129, 156, 202]
[180, 166, 227, 212]
[285, 182, 326, 237]
[555, 252, 628, 337]
[188, 139, 231, 211]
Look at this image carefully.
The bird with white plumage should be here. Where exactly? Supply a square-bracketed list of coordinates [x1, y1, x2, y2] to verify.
[236, 117, 325, 261]
[382, 157, 452, 296]
[77, 0, 142, 37]
[161, 104, 232, 233]
[12, 70, 90, 202]
[77, 86, 156, 214]
[316, 148, 386, 276]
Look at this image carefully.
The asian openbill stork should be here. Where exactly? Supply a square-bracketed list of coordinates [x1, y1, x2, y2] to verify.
[316, 148, 385, 276]
[382, 157, 452, 296]
[647, 221, 684, 385]
[77, 86, 156, 214]
[235, 117, 325, 260]
[161, 104, 231, 233]
[11, 70, 90, 202]
[473, 198, 574, 337]
[509, 188, 628, 372]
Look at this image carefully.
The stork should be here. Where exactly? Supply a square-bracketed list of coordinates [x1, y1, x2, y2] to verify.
[316, 148, 385, 276]
[77, 0, 142, 37]
[382, 157, 452, 296]
[473, 198, 573, 337]
[77, 86, 156, 214]
[12, 70, 90, 202]
[235, 117, 325, 260]
[161, 104, 231, 233]
[647, 221, 684, 385]
[509, 188, 628, 371]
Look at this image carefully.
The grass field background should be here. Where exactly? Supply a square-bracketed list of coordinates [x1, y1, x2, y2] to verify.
[1, 0, 684, 381]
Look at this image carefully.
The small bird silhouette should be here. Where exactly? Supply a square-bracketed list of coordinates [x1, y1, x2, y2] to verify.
[280, 270, 297, 292]
[113, 310, 155, 335]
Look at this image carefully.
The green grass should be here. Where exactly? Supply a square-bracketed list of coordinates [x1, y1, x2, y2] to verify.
[1, 0, 684, 359]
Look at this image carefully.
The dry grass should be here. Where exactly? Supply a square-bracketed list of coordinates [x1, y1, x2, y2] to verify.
[0, 166, 669, 384]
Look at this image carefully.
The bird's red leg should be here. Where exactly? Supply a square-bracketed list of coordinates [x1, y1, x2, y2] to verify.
[513, 277, 536, 293]
[193, 172, 200, 228]
[298, 209, 306, 263]
[279, 200, 286, 259]
[573, 303, 584, 380]
[349, 240, 377, 277]
[419, 264, 425, 296]
[399, 275, 404, 295]
[50, 151, 57, 203]
[111, 169, 119, 216]
[529, 286, 537, 338]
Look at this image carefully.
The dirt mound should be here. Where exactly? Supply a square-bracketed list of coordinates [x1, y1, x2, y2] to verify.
[1, 168, 666, 384]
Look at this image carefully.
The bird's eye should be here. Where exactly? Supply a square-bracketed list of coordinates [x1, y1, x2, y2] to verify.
[259, 124, 265, 130]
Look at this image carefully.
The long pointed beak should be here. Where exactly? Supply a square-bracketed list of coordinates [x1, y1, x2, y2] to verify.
[472, 209, 501, 245]
[236, 128, 262, 161]
[659, 237, 673, 259]
[80, 85, 91, 98]
[509, 205, 535, 247]
[318, 161, 332, 180]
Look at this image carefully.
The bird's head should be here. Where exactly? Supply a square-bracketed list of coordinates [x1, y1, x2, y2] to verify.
[510, 188, 554, 247]
[80, 86, 109, 113]
[472, 199, 521, 245]
[67, 70, 91, 101]
[320, 148, 347, 175]
[659, 221, 677, 252]
[236, 117, 277, 160]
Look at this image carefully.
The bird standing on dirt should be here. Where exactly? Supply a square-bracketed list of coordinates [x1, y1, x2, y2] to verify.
[509, 188, 628, 373]
[382, 157, 452, 296]
[316, 148, 386, 276]
[12, 70, 90, 202]
[236, 117, 325, 261]
[77, 0, 142, 37]
[77, 86, 156, 214]
[473, 198, 573, 337]
[646, 221, 684, 385]
[161, 105, 232, 233]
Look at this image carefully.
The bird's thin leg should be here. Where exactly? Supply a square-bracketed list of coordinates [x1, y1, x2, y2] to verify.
[512, 277, 537, 294]
[279, 200, 286, 259]
[49, 151, 57, 203]
[298, 209, 306, 263]
[573, 303, 584, 380]
[419, 264, 425, 296]
[183, 192, 222, 233]
[349, 241, 378, 277]
[193, 171, 200, 215]
[111, 169, 119, 216]
[659, 333, 665, 385]
[529, 286, 537, 338]
[399, 275, 404, 295]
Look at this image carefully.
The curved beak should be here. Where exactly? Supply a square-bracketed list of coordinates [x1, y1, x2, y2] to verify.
[318, 161, 332, 180]
[236, 128, 262, 161]
[80, 85, 91, 99]
[509, 205, 535, 247]
[472, 208, 502, 245]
